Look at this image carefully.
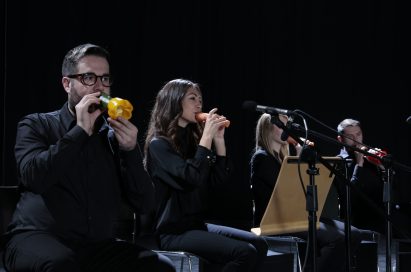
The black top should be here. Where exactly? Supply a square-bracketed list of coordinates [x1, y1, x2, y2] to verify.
[250, 149, 281, 227]
[336, 148, 385, 233]
[7, 102, 155, 246]
[145, 126, 232, 235]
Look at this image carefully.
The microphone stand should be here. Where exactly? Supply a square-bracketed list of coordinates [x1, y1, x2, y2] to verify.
[381, 155, 394, 272]
[341, 158, 353, 272]
[301, 145, 320, 272]
[271, 116, 320, 271]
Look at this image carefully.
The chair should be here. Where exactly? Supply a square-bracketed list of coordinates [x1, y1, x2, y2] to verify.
[0, 186, 20, 272]
[263, 235, 306, 272]
[133, 219, 207, 272]
[111, 205, 206, 272]
[153, 250, 201, 272]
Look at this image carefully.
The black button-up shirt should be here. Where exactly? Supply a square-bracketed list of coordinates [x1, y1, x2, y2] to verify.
[146, 126, 232, 235]
[8, 102, 154, 245]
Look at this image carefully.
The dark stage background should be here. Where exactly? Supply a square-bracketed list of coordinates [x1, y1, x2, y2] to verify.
[2, 0, 411, 232]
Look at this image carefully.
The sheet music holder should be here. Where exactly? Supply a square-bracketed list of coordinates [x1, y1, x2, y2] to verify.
[251, 156, 342, 236]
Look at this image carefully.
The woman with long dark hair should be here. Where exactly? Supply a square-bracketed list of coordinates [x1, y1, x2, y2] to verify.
[144, 78, 268, 271]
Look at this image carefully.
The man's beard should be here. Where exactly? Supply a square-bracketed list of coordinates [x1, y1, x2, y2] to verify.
[68, 92, 82, 115]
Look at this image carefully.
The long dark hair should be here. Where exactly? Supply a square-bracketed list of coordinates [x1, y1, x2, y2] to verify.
[144, 79, 203, 165]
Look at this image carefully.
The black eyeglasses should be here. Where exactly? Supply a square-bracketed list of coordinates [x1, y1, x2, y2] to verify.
[66, 73, 113, 87]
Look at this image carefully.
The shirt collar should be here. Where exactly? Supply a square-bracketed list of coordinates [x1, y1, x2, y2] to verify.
[59, 102, 110, 133]
[60, 102, 76, 131]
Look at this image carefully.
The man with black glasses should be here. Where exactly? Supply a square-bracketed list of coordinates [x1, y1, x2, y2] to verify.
[2, 43, 175, 272]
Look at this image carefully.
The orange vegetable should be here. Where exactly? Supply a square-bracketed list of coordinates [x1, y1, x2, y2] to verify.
[195, 112, 230, 128]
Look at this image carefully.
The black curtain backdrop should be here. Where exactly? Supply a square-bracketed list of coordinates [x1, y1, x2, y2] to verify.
[2, 0, 411, 229]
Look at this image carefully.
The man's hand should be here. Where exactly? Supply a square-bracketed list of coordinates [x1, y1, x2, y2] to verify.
[76, 92, 102, 135]
[107, 117, 138, 151]
[355, 146, 366, 167]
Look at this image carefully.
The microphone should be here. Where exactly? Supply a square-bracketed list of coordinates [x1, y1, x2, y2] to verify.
[407, 116, 411, 124]
[242, 100, 294, 116]
[280, 131, 289, 142]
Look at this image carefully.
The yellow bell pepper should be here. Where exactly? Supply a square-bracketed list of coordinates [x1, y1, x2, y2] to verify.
[100, 94, 133, 120]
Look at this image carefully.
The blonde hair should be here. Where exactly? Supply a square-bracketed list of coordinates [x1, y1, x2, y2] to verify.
[255, 113, 289, 162]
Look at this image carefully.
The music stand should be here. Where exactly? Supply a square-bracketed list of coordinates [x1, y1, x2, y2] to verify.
[251, 156, 342, 236]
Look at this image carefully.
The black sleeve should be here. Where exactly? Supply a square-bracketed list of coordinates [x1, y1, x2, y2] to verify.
[250, 152, 281, 224]
[209, 155, 233, 188]
[350, 164, 363, 185]
[252, 153, 281, 192]
[14, 114, 89, 194]
[148, 138, 231, 191]
[118, 144, 155, 214]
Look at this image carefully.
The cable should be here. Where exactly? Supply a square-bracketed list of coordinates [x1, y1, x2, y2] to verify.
[294, 109, 375, 151]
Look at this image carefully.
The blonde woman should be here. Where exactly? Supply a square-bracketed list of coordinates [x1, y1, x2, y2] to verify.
[250, 113, 362, 272]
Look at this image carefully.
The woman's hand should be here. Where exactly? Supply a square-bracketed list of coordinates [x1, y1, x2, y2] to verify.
[294, 138, 314, 156]
[199, 108, 227, 155]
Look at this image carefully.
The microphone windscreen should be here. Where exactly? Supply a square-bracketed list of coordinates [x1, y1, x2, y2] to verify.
[242, 101, 257, 111]
[280, 131, 289, 141]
